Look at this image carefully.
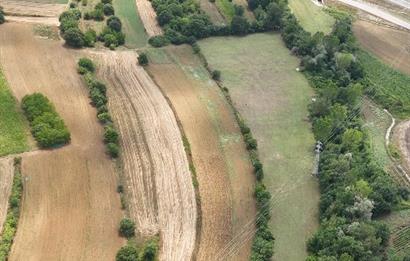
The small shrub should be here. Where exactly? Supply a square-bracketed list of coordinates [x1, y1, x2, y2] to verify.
[78, 57, 95, 73]
[107, 142, 119, 157]
[63, 27, 85, 48]
[119, 218, 135, 238]
[141, 239, 159, 260]
[117, 185, 124, 193]
[116, 245, 138, 261]
[82, 0, 87, 6]
[211, 70, 221, 81]
[69, 2, 77, 8]
[103, 33, 118, 47]
[101, 0, 112, 3]
[148, 35, 170, 47]
[104, 125, 119, 143]
[0, 7, 4, 24]
[192, 43, 201, 54]
[97, 112, 112, 124]
[84, 29, 97, 47]
[138, 53, 149, 66]
[107, 16, 122, 32]
[103, 3, 115, 16]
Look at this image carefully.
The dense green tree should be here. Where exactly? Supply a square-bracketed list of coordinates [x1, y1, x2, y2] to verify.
[116, 245, 138, 261]
[119, 218, 135, 238]
[230, 15, 250, 35]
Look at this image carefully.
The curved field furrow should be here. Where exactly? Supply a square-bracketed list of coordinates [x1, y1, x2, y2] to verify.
[135, 0, 162, 36]
[0, 157, 13, 237]
[0, 22, 124, 261]
[97, 51, 196, 261]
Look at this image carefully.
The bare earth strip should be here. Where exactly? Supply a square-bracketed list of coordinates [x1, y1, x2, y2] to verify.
[354, 20, 410, 75]
[135, 0, 162, 36]
[146, 46, 256, 260]
[0, 22, 124, 261]
[0, 157, 13, 237]
[199, 0, 227, 25]
[97, 51, 196, 261]
[0, 0, 66, 17]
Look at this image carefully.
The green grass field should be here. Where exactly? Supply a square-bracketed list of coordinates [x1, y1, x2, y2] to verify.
[113, 0, 148, 48]
[0, 69, 29, 156]
[359, 50, 410, 118]
[199, 33, 319, 261]
[215, 0, 235, 21]
[288, 0, 334, 34]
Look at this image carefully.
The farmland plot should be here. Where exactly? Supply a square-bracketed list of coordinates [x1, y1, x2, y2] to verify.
[0, 0, 66, 17]
[146, 46, 256, 260]
[0, 158, 13, 237]
[0, 22, 124, 261]
[134, 0, 162, 36]
[96, 51, 197, 261]
[200, 33, 320, 261]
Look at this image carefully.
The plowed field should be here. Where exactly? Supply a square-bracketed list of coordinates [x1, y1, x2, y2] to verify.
[0, 0, 66, 17]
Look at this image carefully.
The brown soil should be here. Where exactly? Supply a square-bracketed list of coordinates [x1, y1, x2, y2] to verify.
[0, 0, 66, 17]
[0, 157, 13, 237]
[354, 20, 410, 75]
[0, 22, 124, 260]
[96, 51, 197, 261]
[146, 46, 256, 261]
[199, 0, 226, 25]
[135, 0, 162, 37]
[5, 15, 59, 25]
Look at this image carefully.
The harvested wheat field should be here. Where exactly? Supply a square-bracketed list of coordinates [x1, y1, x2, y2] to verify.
[146, 46, 256, 260]
[0, 0, 66, 17]
[96, 51, 197, 261]
[0, 22, 124, 260]
[354, 20, 410, 75]
[135, 0, 162, 36]
[0, 157, 13, 236]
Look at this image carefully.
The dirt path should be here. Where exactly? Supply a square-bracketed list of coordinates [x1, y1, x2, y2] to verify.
[96, 51, 197, 261]
[146, 46, 256, 260]
[0, 22, 124, 260]
[0, 0, 66, 17]
[0, 157, 13, 237]
[135, 0, 162, 36]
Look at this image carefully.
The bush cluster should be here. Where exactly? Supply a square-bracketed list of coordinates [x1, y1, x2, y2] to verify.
[22, 93, 70, 148]
[119, 218, 135, 238]
[59, 9, 86, 48]
[0, 6, 5, 24]
[0, 158, 23, 260]
[98, 16, 125, 49]
[116, 238, 158, 261]
[78, 58, 120, 157]
[245, 0, 404, 258]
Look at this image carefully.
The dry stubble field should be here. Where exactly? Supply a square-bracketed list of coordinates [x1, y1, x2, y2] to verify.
[146, 46, 256, 260]
[0, 157, 13, 237]
[96, 51, 197, 261]
[0, 22, 124, 261]
[134, 0, 162, 36]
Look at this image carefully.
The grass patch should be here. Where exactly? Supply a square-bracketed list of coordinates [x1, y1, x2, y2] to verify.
[199, 33, 319, 260]
[215, 0, 235, 21]
[288, 0, 334, 34]
[0, 70, 29, 156]
[113, 0, 148, 48]
[0, 158, 23, 260]
[359, 50, 410, 118]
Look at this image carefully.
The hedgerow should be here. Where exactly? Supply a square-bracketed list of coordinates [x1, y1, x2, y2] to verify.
[0, 158, 23, 260]
[22, 93, 70, 148]
[78, 58, 120, 158]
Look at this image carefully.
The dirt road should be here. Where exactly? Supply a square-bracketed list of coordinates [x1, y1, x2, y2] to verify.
[0, 157, 13, 237]
[97, 51, 197, 261]
[0, 22, 124, 260]
[146, 46, 256, 260]
[335, 0, 410, 29]
[135, 0, 162, 36]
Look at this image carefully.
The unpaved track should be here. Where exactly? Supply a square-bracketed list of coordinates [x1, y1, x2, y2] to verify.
[0, 157, 13, 237]
[0, 0, 66, 17]
[0, 22, 124, 260]
[135, 0, 162, 36]
[146, 46, 256, 261]
[97, 51, 196, 261]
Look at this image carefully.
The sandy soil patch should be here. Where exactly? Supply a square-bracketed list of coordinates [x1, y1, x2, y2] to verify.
[0, 22, 124, 260]
[354, 20, 410, 75]
[135, 0, 162, 36]
[96, 51, 196, 261]
[0, 157, 13, 238]
[0, 0, 66, 17]
[146, 46, 256, 260]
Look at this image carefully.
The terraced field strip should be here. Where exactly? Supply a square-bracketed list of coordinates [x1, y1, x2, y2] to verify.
[134, 0, 162, 36]
[199, 0, 227, 25]
[354, 20, 410, 75]
[0, 0, 66, 17]
[0, 157, 13, 237]
[200, 33, 319, 261]
[146, 46, 256, 260]
[288, 0, 334, 34]
[97, 51, 196, 261]
[0, 22, 124, 261]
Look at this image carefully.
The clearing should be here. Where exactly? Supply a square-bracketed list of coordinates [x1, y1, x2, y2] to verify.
[0, 158, 13, 237]
[146, 45, 256, 260]
[354, 20, 410, 76]
[134, 0, 162, 37]
[288, 0, 334, 34]
[0, 69, 29, 157]
[113, 0, 148, 48]
[96, 51, 197, 261]
[0, 22, 124, 260]
[199, 33, 320, 261]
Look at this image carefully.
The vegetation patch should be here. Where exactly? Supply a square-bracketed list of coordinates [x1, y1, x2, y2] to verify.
[0, 6, 4, 24]
[215, 0, 235, 21]
[78, 58, 120, 158]
[22, 93, 70, 148]
[0, 158, 23, 260]
[0, 69, 29, 156]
